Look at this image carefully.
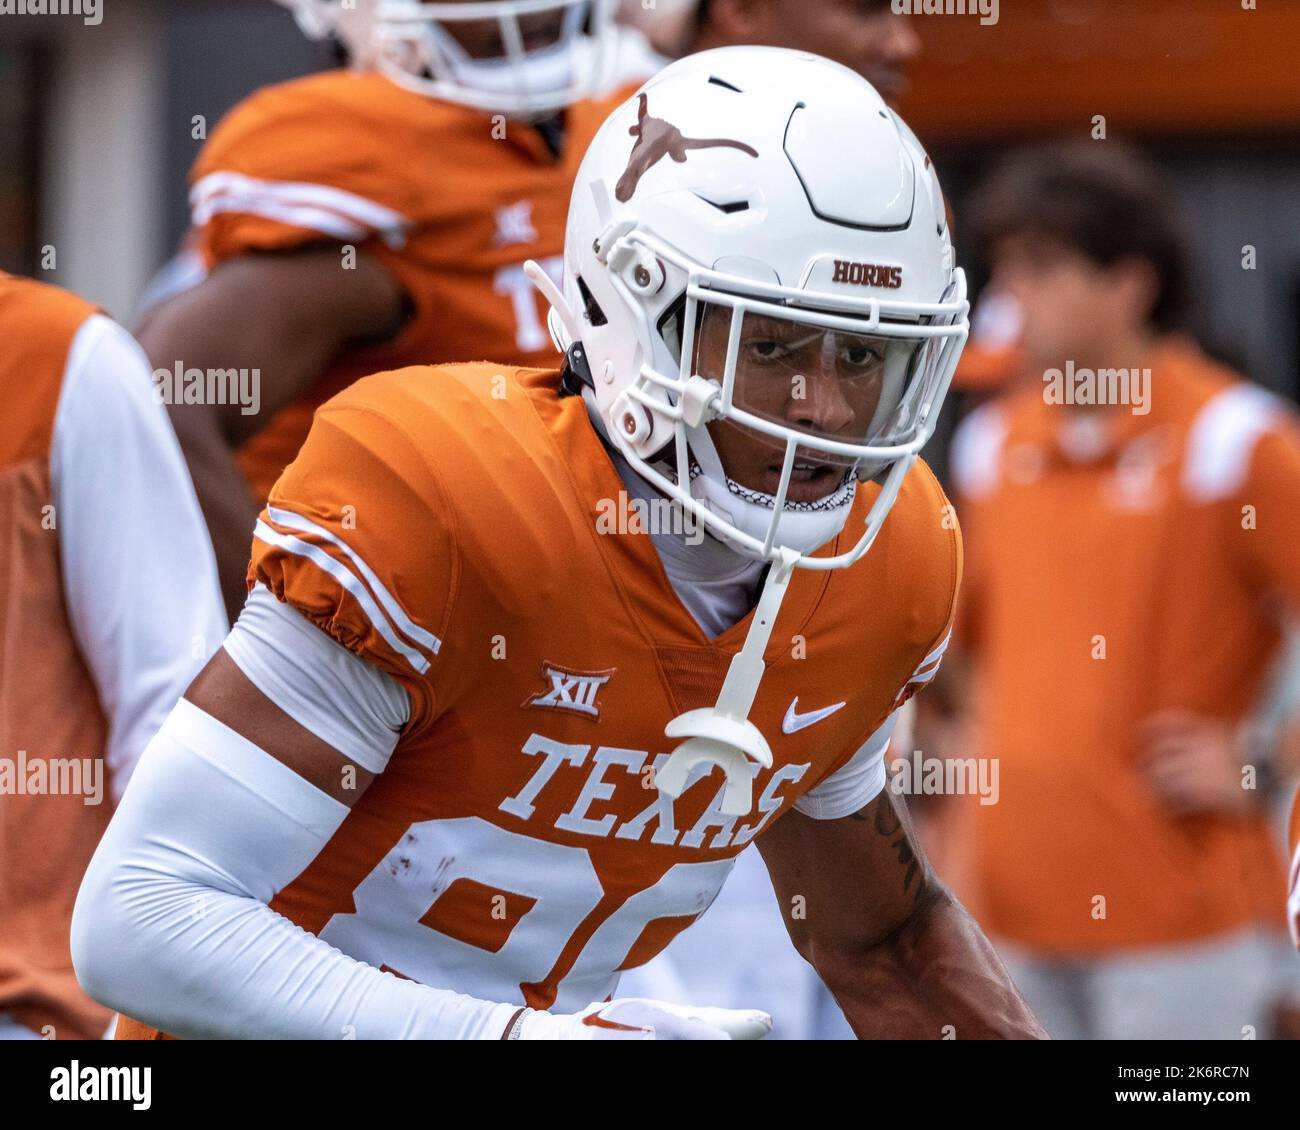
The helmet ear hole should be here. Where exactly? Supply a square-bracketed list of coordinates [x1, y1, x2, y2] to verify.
[576, 276, 608, 327]
[655, 294, 688, 364]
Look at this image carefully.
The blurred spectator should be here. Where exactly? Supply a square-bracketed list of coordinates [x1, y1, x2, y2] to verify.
[0, 273, 225, 1039]
[930, 140, 1300, 1039]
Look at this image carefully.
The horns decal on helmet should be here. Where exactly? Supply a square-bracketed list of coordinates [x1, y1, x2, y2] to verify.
[615, 93, 759, 203]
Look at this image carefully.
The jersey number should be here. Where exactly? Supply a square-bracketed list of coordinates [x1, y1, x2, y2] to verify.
[494, 255, 563, 353]
[318, 816, 735, 1011]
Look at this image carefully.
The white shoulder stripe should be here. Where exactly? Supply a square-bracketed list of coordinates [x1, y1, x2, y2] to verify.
[194, 195, 370, 244]
[191, 171, 411, 231]
[1290, 841, 1300, 948]
[917, 632, 952, 672]
[904, 632, 952, 689]
[253, 520, 432, 675]
[191, 171, 412, 248]
[915, 629, 956, 676]
[1182, 383, 1280, 503]
[266, 506, 441, 656]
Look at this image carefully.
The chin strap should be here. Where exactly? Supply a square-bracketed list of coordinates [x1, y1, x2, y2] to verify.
[655, 546, 800, 816]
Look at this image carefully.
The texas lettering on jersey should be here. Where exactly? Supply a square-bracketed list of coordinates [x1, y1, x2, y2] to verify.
[122, 362, 959, 1032]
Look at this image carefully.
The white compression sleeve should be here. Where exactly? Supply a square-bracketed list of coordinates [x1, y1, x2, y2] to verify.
[71, 698, 518, 1040]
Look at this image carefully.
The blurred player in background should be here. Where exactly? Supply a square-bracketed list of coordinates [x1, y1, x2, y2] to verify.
[615, 0, 921, 1038]
[75, 49, 1044, 1042]
[0, 273, 224, 1040]
[620, 0, 919, 102]
[931, 140, 1300, 1039]
[140, 0, 660, 619]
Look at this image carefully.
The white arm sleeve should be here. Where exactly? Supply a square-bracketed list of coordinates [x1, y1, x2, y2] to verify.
[792, 710, 899, 821]
[51, 314, 227, 801]
[71, 596, 518, 1041]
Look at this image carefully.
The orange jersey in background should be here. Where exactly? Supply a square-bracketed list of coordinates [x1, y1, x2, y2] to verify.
[0, 275, 113, 1040]
[187, 69, 648, 501]
[949, 339, 1300, 953]
[118, 361, 960, 1035]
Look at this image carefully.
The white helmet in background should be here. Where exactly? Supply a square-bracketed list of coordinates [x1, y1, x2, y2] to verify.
[531, 45, 968, 569]
[272, 0, 620, 117]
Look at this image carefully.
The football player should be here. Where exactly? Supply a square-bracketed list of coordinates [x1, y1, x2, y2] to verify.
[75, 48, 1044, 1040]
[141, 0, 662, 619]
[0, 273, 225, 1039]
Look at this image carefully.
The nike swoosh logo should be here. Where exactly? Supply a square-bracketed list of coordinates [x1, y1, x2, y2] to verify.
[782, 697, 847, 734]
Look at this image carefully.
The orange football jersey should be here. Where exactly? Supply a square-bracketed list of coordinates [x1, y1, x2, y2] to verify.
[188, 69, 646, 501]
[122, 361, 959, 1032]
[0, 274, 113, 1040]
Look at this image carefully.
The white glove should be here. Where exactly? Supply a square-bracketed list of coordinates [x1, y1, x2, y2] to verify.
[510, 998, 773, 1040]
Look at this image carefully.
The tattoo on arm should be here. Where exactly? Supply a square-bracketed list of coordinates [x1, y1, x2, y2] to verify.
[851, 791, 920, 901]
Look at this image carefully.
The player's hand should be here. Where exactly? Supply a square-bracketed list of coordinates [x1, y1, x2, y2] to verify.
[1139, 712, 1253, 816]
[509, 998, 774, 1040]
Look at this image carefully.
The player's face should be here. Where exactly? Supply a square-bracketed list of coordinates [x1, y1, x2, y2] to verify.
[424, 0, 570, 58]
[693, 304, 897, 504]
[747, 0, 921, 103]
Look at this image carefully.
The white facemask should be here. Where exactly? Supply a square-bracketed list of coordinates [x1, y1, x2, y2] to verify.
[682, 425, 858, 559]
[419, 6, 585, 104]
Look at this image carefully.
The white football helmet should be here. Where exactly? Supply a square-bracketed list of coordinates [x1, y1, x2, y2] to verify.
[530, 45, 968, 571]
[527, 46, 969, 816]
[273, 0, 619, 117]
